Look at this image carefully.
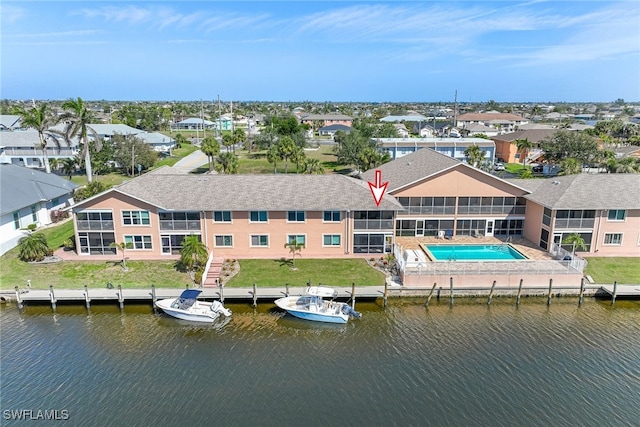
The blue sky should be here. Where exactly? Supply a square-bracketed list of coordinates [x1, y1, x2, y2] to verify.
[2, 1, 639, 102]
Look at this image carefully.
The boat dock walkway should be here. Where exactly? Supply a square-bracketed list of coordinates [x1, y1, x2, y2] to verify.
[6, 285, 386, 308]
[597, 283, 640, 299]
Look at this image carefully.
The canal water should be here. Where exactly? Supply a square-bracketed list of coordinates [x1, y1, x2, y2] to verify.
[2, 298, 640, 426]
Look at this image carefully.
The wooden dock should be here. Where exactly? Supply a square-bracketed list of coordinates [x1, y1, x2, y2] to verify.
[7, 285, 386, 309]
[597, 283, 640, 306]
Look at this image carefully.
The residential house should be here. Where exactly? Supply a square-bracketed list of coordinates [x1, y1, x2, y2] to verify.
[299, 114, 353, 128]
[0, 115, 22, 131]
[0, 164, 78, 256]
[68, 170, 402, 259]
[318, 124, 352, 137]
[456, 112, 528, 134]
[376, 137, 495, 162]
[0, 130, 79, 168]
[491, 129, 559, 163]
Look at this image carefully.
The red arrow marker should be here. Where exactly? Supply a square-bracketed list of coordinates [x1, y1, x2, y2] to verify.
[368, 170, 388, 207]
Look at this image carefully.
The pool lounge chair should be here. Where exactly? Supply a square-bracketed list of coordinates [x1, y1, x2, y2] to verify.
[437, 230, 446, 239]
[444, 229, 453, 240]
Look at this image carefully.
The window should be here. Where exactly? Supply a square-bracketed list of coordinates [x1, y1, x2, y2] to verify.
[250, 211, 268, 222]
[159, 212, 200, 231]
[287, 211, 305, 222]
[215, 235, 233, 247]
[251, 235, 269, 247]
[607, 210, 626, 221]
[123, 210, 150, 225]
[287, 235, 306, 245]
[323, 211, 341, 222]
[124, 235, 152, 250]
[31, 205, 38, 222]
[323, 235, 341, 246]
[77, 211, 114, 230]
[13, 212, 20, 229]
[214, 211, 232, 222]
[604, 233, 622, 245]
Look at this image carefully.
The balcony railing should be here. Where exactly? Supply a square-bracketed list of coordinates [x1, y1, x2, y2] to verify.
[159, 221, 201, 231]
[554, 219, 594, 229]
[76, 220, 114, 231]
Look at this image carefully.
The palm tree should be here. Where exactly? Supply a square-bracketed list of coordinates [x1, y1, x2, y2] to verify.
[292, 146, 306, 173]
[11, 103, 64, 174]
[180, 235, 208, 284]
[222, 133, 234, 152]
[109, 241, 133, 270]
[266, 144, 280, 173]
[277, 136, 297, 173]
[200, 137, 220, 172]
[514, 138, 533, 169]
[615, 157, 640, 174]
[216, 151, 239, 174]
[60, 97, 102, 183]
[284, 238, 305, 270]
[463, 144, 485, 168]
[61, 158, 77, 180]
[303, 158, 325, 174]
[232, 128, 246, 152]
[18, 232, 51, 262]
[558, 158, 582, 175]
[562, 233, 587, 255]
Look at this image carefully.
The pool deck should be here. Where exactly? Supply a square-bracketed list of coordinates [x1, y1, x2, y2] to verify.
[396, 236, 555, 261]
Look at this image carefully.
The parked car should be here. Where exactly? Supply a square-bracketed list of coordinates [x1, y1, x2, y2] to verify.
[532, 164, 543, 173]
[494, 162, 505, 171]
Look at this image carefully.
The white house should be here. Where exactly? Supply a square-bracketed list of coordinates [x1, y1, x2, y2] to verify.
[0, 164, 78, 256]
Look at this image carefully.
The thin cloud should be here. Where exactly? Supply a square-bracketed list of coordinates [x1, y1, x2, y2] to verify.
[8, 30, 102, 39]
[0, 4, 26, 24]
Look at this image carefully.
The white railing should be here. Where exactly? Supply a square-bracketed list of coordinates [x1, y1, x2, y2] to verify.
[549, 243, 587, 273]
[200, 251, 214, 287]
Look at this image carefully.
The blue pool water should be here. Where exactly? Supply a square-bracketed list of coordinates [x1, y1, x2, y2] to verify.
[426, 244, 527, 261]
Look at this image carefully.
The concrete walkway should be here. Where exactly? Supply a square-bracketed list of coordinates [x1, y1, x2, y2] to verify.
[172, 149, 209, 173]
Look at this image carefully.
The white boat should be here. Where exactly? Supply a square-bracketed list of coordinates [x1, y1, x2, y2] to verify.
[274, 286, 361, 324]
[155, 289, 232, 323]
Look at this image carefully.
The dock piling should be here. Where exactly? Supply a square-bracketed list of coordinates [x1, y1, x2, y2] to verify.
[49, 285, 57, 310]
[611, 281, 617, 306]
[15, 286, 23, 310]
[219, 282, 224, 303]
[151, 285, 157, 312]
[84, 284, 90, 309]
[487, 280, 497, 305]
[516, 279, 523, 306]
[285, 283, 289, 297]
[117, 285, 124, 309]
[351, 282, 356, 309]
[425, 283, 437, 307]
[449, 277, 454, 306]
[252, 283, 258, 307]
[383, 281, 388, 308]
[546, 279, 553, 305]
[578, 278, 585, 306]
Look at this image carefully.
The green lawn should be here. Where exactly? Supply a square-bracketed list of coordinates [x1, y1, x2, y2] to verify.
[236, 144, 340, 174]
[584, 257, 640, 284]
[69, 172, 131, 188]
[225, 258, 385, 288]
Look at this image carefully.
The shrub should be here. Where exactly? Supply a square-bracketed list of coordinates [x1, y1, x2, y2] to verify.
[18, 232, 51, 262]
[50, 209, 69, 223]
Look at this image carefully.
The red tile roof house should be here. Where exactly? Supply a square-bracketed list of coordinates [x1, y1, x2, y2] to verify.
[68, 150, 638, 289]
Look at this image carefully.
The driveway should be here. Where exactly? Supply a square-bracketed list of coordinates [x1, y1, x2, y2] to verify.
[172, 149, 209, 172]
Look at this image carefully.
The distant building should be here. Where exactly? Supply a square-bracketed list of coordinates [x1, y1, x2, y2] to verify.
[172, 117, 231, 131]
[0, 164, 78, 256]
[492, 129, 559, 163]
[456, 112, 528, 134]
[375, 137, 495, 162]
[318, 124, 352, 137]
[299, 114, 353, 128]
[0, 115, 22, 131]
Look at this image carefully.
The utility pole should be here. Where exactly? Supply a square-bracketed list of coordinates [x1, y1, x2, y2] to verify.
[131, 144, 135, 177]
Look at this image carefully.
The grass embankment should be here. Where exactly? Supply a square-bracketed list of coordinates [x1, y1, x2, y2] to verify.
[0, 221, 192, 290]
[225, 258, 385, 288]
[584, 258, 640, 284]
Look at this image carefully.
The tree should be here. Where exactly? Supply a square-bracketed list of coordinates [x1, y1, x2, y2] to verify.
[292, 146, 306, 173]
[201, 137, 220, 172]
[18, 232, 52, 262]
[174, 133, 187, 148]
[11, 103, 64, 174]
[541, 130, 598, 165]
[513, 138, 533, 168]
[303, 158, 325, 174]
[277, 136, 297, 173]
[232, 128, 246, 151]
[558, 158, 582, 175]
[284, 238, 305, 270]
[614, 157, 640, 174]
[562, 233, 587, 254]
[60, 97, 102, 183]
[61, 158, 77, 180]
[180, 235, 208, 284]
[222, 133, 234, 152]
[109, 241, 133, 270]
[112, 134, 157, 176]
[216, 151, 239, 174]
[463, 144, 485, 168]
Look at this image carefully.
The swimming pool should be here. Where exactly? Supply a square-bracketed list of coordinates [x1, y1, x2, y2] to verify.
[425, 244, 527, 261]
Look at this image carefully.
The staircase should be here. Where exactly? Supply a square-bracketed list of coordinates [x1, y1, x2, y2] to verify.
[203, 257, 224, 287]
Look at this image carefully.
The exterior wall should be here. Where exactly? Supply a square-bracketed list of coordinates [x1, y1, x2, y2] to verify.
[494, 140, 519, 163]
[523, 201, 544, 244]
[592, 209, 640, 256]
[0, 212, 29, 256]
[400, 271, 583, 288]
[204, 210, 350, 259]
[394, 167, 525, 197]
